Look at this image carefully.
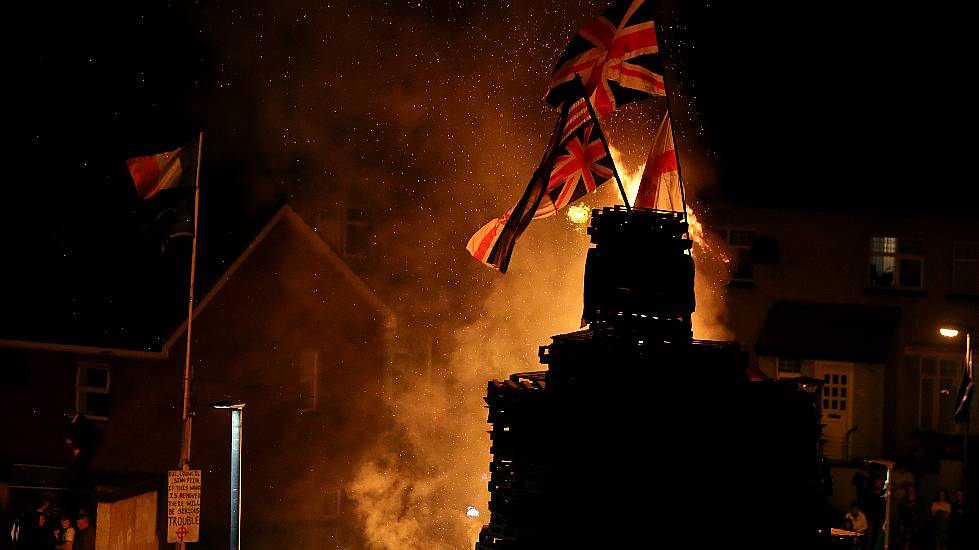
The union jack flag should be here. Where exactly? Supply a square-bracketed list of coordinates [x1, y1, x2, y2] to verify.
[467, 81, 614, 272]
[544, 0, 665, 117]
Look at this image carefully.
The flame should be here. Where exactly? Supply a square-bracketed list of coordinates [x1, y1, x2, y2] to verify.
[349, 146, 736, 550]
[566, 203, 591, 226]
[608, 146, 729, 265]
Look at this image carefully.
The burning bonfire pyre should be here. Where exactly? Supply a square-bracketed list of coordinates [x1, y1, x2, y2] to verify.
[476, 206, 824, 549]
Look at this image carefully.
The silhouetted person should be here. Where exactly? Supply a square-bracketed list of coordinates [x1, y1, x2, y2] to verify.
[931, 489, 952, 550]
[948, 488, 971, 550]
[896, 485, 924, 550]
[20, 498, 53, 550]
[70, 514, 92, 550]
[63, 411, 102, 490]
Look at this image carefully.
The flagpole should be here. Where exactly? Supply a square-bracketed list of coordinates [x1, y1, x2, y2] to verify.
[179, 132, 204, 481]
[574, 74, 631, 212]
[654, 22, 689, 229]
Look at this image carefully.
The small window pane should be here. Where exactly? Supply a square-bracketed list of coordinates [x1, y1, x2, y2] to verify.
[80, 392, 110, 418]
[81, 367, 109, 389]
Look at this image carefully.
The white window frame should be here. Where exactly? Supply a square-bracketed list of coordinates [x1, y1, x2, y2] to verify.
[76, 363, 110, 421]
[868, 236, 924, 290]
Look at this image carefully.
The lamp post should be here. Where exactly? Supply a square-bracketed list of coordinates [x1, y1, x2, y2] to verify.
[208, 400, 245, 550]
[940, 326, 973, 486]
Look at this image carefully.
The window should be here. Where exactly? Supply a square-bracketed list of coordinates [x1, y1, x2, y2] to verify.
[714, 228, 754, 283]
[776, 357, 802, 379]
[323, 487, 342, 518]
[298, 350, 318, 411]
[76, 363, 110, 421]
[906, 354, 963, 433]
[952, 240, 979, 295]
[869, 237, 924, 289]
[343, 207, 371, 258]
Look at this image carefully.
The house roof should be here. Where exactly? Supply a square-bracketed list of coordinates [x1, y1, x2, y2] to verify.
[0, 205, 395, 358]
[755, 300, 900, 364]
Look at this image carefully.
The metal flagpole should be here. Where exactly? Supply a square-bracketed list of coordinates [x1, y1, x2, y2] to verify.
[574, 74, 631, 212]
[177, 131, 203, 550]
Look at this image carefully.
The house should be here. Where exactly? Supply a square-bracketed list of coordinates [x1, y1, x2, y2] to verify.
[706, 204, 978, 484]
[0, 205, 396, 548]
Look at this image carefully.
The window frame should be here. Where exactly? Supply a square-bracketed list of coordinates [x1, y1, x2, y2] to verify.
[76, 362, 110, 421]
[776, 357, 802, 379]
[906, 353, 966, 434]
[714, 227, 755, 284]
[952, 240, 979, 295]
[868, 236, 925, 290]
[298, 350, 319, 412]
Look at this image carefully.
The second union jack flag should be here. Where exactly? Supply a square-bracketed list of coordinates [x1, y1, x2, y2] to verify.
[544, 0, 665, 117]
[467, 80, 614, 272]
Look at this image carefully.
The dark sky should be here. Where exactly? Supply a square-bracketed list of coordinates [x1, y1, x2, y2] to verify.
[2, 1, 973, 347]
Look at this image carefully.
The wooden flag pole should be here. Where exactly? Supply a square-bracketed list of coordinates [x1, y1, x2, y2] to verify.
[575, 74, 631, 212]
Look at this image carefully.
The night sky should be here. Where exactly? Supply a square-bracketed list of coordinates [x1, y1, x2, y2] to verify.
[2, 1, 973, 347]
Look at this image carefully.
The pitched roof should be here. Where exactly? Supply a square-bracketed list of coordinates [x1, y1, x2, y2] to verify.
[0, 205, 394, 357]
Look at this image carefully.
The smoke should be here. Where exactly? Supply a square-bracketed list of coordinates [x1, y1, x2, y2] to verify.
[197, 1, 733, 547]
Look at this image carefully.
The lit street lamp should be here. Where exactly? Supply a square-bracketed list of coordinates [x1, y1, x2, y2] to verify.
[939, 326, 974, 485]
[208, 400, 246, 550]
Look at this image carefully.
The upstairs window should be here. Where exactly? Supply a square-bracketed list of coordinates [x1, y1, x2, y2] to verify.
[869, 237, 924, 289]
[76, 363, 110, 421]
[344, 207, 371, 258]
[952, 240, 979, 295]
[714, 228, 755, 283]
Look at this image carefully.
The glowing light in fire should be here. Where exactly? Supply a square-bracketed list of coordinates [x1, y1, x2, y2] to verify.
[608, 146, 729, 265]
[467, 506, 480, 518]
[566, 203, 590, 226]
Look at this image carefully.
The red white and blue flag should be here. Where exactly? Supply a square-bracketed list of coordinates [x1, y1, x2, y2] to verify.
[467, 82, 614, 272]
[543, 0, 665, 117]
[634, 112, 678, 210]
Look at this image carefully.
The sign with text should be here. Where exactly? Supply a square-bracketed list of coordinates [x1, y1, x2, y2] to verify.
[167, 469, 201, 543]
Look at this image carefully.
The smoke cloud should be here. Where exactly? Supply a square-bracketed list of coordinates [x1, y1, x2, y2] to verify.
[198, 1, 732, 547]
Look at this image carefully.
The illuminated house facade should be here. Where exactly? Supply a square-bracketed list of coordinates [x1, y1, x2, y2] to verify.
[707, 204, 979, 467]
[0, 205, 395, 549]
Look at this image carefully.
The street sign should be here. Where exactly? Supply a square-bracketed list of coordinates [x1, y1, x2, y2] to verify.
[167, 469, 201, 543]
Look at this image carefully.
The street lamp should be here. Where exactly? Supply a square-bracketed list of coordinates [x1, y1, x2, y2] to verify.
[208, 400, 245, 550]
[939, 326, 974, 486]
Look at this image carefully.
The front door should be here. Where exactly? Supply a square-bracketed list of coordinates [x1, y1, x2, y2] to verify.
[816, 361, 854, 461]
